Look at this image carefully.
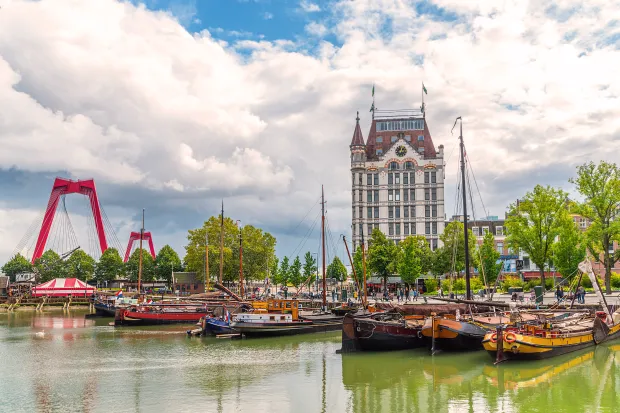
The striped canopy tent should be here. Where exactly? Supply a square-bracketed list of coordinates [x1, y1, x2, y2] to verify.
[32, 278, 95, 297]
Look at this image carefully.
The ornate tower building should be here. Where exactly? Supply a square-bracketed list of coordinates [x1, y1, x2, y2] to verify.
[350, 109, 445, 251]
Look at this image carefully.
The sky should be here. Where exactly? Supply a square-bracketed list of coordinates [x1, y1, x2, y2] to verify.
[1, 0, 620, 266]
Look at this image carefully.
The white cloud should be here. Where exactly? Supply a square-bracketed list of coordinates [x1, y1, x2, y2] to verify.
[305, 22, 328, 37]
[263, 12, 274, 20]
[300, 0, 321, 12]
[1, 0, 620, 263]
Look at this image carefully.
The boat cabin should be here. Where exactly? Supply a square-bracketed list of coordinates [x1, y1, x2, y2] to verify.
[235, 312, 294, 324]
[251, 299, 300, 320]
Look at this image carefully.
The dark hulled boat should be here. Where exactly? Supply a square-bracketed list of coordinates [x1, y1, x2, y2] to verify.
[341, 311, 427, 352]
[421, 315, 489, 352]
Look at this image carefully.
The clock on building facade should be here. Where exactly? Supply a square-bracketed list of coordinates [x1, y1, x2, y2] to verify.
[396, 145, 407, 157]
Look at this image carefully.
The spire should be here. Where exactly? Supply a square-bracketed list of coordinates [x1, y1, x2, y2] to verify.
[350, 111, 365, 146]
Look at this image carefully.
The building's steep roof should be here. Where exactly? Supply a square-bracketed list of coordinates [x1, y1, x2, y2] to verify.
[365, 116, 438, 160]
[350, 111, 365, 146]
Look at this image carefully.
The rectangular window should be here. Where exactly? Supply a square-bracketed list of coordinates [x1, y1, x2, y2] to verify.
[404, 223, 409, 235]
[497, 242, 503, 254]
[431, 188, 437, 201]
[367, 192, 373, 202]
[374, 207, 379, 218]
[580, 218, 587, 228]
[432, 239, 438, 250]
[367, 207, 372, 219]
[403, 173, 409, 185]
[359, 224, 363, 236]
[418, 135, 424, 141]
[425, 222, 431, 234]
[374, 190, 379, 202]
[404, 190, 409, 202]
[359, 207, 363, 219]
[376, 136, 383, 143]
[388, 173, 393, 185]
[376, 149, 383, 155]
[359, 174, 363, 185]
[388, 223, 394, 236]
[432, 205, 437, 217]
[395, 190, 400, 201]
[411, 223, 416, 234]
[368, 224, 373, 236]
[391, 136, 397, 143]
[405, 135, 411, 141]
[359, 191, 362, 202]
[396, 223, 401, 236]
[374, 174, 379, 185]
[352, 173, 355, 184]
[425, 189, 430, 201]
[524, 257, 530, 269]
[388, 190, 393, 201]
[410, 172, 415, 184]
[389, 206, 394, 219]
[425, 205, 430, 218]
[395, 173, 400, 184]
[411, 206, 416, 218]
[482, 227, 489, 235]
[496, 226, 503, 236]
[410, 189, 415, 201]
[404, 207, 409, 218]
[431, 171, 436, 183]
[472, 227, 479, 236]
[367, 174, 372, 185]
[396, 206, 401, 219]
[424, 172, 430, 184]
[432, 222, 437, 235]
[352, 207, 355, 219]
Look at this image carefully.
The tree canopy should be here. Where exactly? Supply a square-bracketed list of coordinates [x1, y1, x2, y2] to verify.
[475, 232, 501, 285]
[552, 218, 586, 279]
[184, 216, 276, 283]
[570, 161, 620, 293]
[126, 248, 156, 282]
[33, 250, 67, 283]
[155, 245, 183, 283]
[367, 228, 398, 287]
[397, 235, 431, 285]
[273, 256, 290, 288]
[440, 221, 477, 274]
[288, 256, 303, 288]
[302, 252, 317, 286]
[1, 253, 32, 282]
[505, 185, 568, 291]
[94, 248, 124, 282]
[66, 249, 96, 282]
[327, 256, 348, 283]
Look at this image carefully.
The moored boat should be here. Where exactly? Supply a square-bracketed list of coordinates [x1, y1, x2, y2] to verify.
[421, 314, 489, 352]
[115, 303, 210, 326]
[341, 311, 427, 352]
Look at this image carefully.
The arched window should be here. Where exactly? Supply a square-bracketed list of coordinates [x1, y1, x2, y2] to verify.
[404, 161, 414, 170]
[389, 162, 399, 170]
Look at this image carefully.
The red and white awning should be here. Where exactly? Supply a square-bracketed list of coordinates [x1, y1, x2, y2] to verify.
[32, 278, 96, 297]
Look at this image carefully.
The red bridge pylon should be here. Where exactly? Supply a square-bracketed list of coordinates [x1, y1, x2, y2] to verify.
[124, 232, 156, 262]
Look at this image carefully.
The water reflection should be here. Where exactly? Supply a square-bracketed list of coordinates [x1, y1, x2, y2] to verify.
[2, 311, 620, 413]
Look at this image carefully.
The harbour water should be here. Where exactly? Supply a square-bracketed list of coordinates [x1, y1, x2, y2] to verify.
[1, 310, 619, 413]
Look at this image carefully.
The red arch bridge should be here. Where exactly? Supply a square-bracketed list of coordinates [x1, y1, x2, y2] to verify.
[14, 177, 156, 263]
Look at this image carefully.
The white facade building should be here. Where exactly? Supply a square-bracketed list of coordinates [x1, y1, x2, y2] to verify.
[350, 110, 445, 251]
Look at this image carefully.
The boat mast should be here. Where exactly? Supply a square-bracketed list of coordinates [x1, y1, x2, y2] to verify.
[321, 185, 327, 310]
[204, 232, 209, 292]
[219, 200, 224, 284]
[137, 208, 144, 296]
[238, 220, 244, 298]
[361, 229, 367, 309]
[457, 117, 472, 300]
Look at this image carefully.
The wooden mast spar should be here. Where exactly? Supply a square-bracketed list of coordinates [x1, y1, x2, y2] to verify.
[219, 200, 224, 284]
[321, 185, 327, 311]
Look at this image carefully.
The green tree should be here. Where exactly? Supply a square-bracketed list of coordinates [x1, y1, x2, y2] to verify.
[397, 236, 432, 286]
[352, 246, 364, 285]
[184, 216, 276, 283]
[302, 252, 317, 285]
[1, 253, 32, 282]
[126, 248, 156, 282]
[553, 218, 587, 279]
[268, 257, 279, 284]
[570, 161, 620, 293]
[431, 247, 452, 277]
[33, 250, 68, 283]
[505, 185, 568, 292]
[440, 221, 477, 274]
[155, 245, 183, 284]
[66, 250, 96, 282]
[367, 228, 398, 288]
[273, 256, 290, 290]
[327, 256, 348, 289]
[475, 232, 501, 285]
[94, 248, 124, 283]
[288, 256, 303, 288]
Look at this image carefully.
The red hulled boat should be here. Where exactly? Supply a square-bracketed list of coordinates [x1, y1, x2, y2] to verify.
[115, 303, 210, 326]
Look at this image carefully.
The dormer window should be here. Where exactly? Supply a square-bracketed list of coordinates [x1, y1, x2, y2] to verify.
[389, 162, 399, 170]
[404, 161, 414, 170]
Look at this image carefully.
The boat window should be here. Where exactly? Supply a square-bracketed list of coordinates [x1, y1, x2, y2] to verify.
[270, 316, 275, 321]
[281, 316, 285, 320]
[285, 302, 291, 309]
[293, 302, 297, 308]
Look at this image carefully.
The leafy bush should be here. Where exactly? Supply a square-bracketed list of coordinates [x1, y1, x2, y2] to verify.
[611, 273, 620, 289]
[523, 278, 553, 291]
[454, 278, 466, 292]
[579, 276, 604, 289]
[470, 277, 484, 292]
[424, 278, 438, 293]
[501, 276, 525, 292]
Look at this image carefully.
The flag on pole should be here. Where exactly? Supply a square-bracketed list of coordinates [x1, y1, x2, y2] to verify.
[423, 83, 428, 95]
[372, 84, 375, 97]
[115, 290, 123, 298]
